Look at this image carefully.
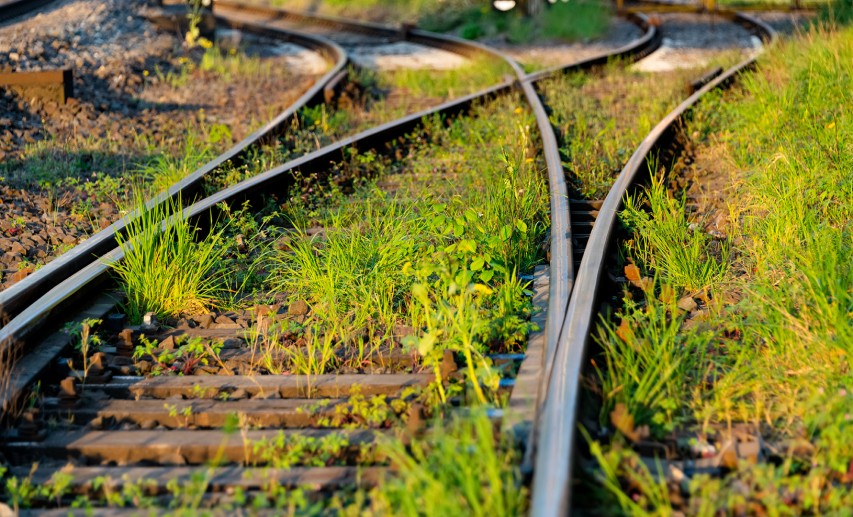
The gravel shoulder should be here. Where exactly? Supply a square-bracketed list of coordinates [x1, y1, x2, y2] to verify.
[491, 17, 645, 69]
[633, 12, 760, 71]
[0, 0, 325, 289]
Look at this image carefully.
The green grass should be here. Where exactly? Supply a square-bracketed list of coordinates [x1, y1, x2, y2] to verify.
[3, 93, 546, 517]
[582, 20, 853, 515]
[539, 63, 700, 199]
[419, 1, 609, 43]
[422, 1, 610, 43]
[270, 0, 459, 23]
[256, 96, 546, 401]
[353, 410, 528, 516]
[379, 56, 511, 99]
[157, 46, 278, 89]
[137, 123, 231, 195]
[108, 198, 234, 324]
[202, 61, 512, 195]
[621, 173, 729, 293]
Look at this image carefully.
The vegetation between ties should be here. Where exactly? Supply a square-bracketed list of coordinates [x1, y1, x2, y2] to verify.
[581, 17, 853, 516]
[8, 94, 550, 513]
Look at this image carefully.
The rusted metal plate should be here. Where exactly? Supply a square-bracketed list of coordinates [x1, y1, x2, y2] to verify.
[12, 465, 385, 493]
[0, 68, 73, 103]
[45, 398, 346, 428]
[128, 373, 434, 399]
[8, 428, 385, 464]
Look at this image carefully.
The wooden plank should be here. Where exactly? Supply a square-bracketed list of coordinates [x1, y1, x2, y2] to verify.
[6, 429, 386, 464]
[128, 373, 434, 399]
[0, 68, 73, 103]
[45, 398, 345, 428]
[154, 328, 422, 365]
[12, 464, 385, 493]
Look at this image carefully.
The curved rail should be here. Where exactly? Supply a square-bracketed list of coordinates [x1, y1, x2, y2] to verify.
[0, 19, 347, 324]
[530, 11, 776, 517]
[0, 6, 659, 420]
[0, 0, 598, 327]
[0, 0, 56, 23]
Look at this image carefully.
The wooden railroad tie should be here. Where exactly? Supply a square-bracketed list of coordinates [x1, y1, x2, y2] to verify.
[0, 68, 74, 104]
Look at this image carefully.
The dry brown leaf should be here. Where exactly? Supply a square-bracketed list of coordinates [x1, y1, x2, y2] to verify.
[610, 402, 640, 442]
[624, 264, 642, 283]
[615, 319, 634, 343]
[659, 284, 676, 304]
[638, 277, 655, 292]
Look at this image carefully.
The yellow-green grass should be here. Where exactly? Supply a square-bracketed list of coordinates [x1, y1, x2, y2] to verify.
[539, 62, 708, 199]
[585, 20, 853, 515]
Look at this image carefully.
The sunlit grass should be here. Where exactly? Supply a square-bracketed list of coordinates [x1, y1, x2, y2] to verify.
[585, 19, 853, 515]
[353, 410, 528, 516]
[109, 198, 233, 323]
[539, 62, 696, 199]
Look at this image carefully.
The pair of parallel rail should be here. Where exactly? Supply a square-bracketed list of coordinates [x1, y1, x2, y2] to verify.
[0, 1, 775, 513]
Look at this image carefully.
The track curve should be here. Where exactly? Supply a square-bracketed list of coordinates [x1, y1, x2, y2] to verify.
[530, 11, 776, 516]
[0, 6, 505, 326]
[0, 5, 670, 512]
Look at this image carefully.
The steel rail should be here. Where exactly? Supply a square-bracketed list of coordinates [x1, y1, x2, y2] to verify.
[530, 12, 776, 516]
[0, 17, 348, 325]
[0, 0, 57, 23]
[0, 0, 582, 327]
[215, 6, 657, 373]
[213, 0, 507, 61]
[0, 6, 659, 413]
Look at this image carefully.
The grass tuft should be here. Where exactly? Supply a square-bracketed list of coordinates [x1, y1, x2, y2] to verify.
[355, 410, 528, 516]
[109, 198, 232, 323]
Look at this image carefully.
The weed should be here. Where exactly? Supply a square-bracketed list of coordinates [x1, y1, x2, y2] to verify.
[1, 466, 75, 512]
[109, 197, 233, 323]
[593, 278, 709, 436]
[133, 335, 223, 376]
[584, 21, 853, 513]
[379, 56, 510, 99]
[621, 171, 729, 294]
[351, 409, 527, 516]
[540, 63, 697, 199]
[136, 123, 230, 194]
[315, 387, 417, 429]
[586, 433, 673, 516]
[250, 431, 358, 468]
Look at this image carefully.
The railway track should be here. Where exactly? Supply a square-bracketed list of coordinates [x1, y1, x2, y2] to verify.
[0, 0, 56, 23]
[0, 3, 778, 514]
[0, 1, 511, 324]
[532, 11, 776, 516]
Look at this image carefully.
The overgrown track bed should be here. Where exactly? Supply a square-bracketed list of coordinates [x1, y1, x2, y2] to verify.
[0, 0, 345, 306]
[0, 7, 778, 514]
[0, 0, 511, 325]
[0, 8, 668, 514]
[0, 87, 559, 516]
[531, 11, 776, 516]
